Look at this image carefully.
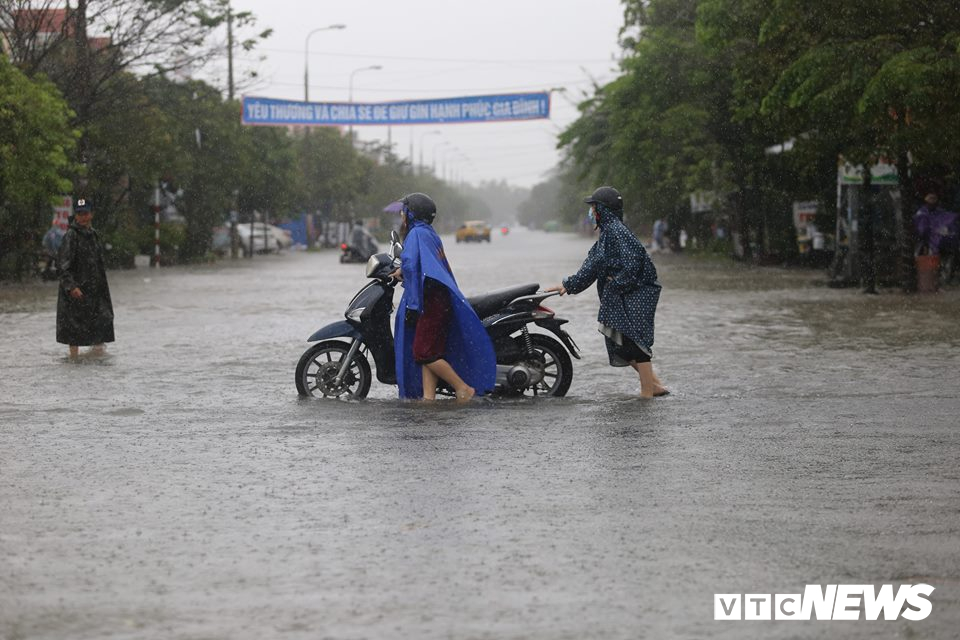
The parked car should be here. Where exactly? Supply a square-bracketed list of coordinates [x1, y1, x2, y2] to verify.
[236, 222, 292, 255]
[455, 220, 492, 243]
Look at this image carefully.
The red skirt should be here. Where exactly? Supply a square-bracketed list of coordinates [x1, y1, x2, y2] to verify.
[412, 280, 452, 364]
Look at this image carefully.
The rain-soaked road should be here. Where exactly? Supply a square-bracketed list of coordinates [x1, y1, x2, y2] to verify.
[2, 228, 959, 639]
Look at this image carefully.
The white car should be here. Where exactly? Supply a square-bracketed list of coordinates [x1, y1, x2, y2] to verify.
[236, 223, 292, 255]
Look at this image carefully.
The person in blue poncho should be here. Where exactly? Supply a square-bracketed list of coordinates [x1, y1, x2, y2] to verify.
[389, 193, 496, 401]
[547, 187, 669, 399]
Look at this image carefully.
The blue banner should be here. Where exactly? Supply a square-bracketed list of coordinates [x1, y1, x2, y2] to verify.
[242, 92, 550, 127]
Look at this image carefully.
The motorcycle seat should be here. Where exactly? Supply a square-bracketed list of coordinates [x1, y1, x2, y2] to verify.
[467, 283, 540, 319]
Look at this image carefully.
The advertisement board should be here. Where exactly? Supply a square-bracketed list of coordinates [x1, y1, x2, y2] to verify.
[242, 92, 550, 127]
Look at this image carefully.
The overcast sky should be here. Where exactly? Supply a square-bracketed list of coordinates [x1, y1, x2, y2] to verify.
[221, 0, 626, 189]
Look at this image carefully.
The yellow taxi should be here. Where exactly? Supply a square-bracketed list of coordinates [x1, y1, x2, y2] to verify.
[455, 220, 492, 243]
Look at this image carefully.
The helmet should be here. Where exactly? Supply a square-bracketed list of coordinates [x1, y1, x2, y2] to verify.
[401, 192, 437, 224]
[74, 197, 93, 214]
[584, 186, 623, 214]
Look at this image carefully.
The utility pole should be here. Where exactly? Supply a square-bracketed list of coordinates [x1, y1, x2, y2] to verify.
[227, 2, 235, 101]
[73, 0, 91, 177]
[152, 181, 162, 267]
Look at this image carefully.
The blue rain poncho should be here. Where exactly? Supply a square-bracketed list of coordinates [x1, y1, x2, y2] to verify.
[394, 219, 496, 398]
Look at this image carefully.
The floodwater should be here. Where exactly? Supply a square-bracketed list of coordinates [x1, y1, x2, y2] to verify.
[1, 229, 959, 639]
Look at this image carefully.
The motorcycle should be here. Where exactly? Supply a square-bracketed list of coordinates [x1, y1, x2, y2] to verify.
[296, 233, 580, 399]
[339, 243, 374, 263]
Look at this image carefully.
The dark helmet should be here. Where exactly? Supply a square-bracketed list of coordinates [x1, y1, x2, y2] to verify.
[584, 186, 623, 216]
[401, 192, 437, 224]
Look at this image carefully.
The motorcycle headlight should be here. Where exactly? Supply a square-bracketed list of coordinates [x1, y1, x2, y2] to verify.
[346, 307, 365, 321]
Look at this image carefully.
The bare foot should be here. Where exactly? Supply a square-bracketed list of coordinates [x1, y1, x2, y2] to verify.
[455, 386, 476, 402]
[639, 385, 669, 399]
[90, 344, 106, 357]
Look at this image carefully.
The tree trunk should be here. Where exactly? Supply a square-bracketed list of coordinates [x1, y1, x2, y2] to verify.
[896, 151, 915, 292]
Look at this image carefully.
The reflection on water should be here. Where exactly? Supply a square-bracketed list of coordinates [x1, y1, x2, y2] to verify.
[2, 230, 959, 639]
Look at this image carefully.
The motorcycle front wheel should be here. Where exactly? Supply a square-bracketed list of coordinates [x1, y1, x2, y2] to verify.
[514, 333, 573, 397]
[295, 340, 372, 399]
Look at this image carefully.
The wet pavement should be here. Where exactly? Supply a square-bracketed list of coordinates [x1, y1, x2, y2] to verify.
[1, 228, 959, 639]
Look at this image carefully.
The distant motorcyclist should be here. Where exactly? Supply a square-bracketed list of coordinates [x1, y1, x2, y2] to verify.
[348, 220, 379, 260]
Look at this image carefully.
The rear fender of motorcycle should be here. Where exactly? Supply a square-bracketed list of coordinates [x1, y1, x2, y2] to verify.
[307, 320, 362, 342]
[534, 318, 581, 359]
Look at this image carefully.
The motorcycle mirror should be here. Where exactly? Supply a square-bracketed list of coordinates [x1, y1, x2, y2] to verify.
[390, 230, 403, 259]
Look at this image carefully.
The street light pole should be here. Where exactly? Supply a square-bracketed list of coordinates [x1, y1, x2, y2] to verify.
[304, 24, 346, 102]
[442, 146, 461, 183]
[431, 141, 451, 176]
[418, 130, 442, 175]
[348, 65, 382, 141]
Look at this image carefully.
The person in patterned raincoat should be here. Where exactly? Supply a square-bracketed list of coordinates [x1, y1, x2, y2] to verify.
[547, 187, 668, 398]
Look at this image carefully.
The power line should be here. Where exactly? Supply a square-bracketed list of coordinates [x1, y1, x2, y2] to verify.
[260, 46, 618, 66]
[247, 77, 616, 96]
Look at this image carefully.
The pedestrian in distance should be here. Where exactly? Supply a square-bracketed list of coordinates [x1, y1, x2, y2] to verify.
[389, 192, 496, 401]
[914, 192, 959, 285]
[547, 186, 668, 398]
[56, 197, 115, 359]
[651, 217, 667, 252]
[40, 225, 65, 280]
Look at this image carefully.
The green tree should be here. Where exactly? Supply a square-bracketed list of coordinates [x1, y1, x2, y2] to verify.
[560, 0, 730, 241]
[757, 0, 960, 284]
[0, 56, 77, 278]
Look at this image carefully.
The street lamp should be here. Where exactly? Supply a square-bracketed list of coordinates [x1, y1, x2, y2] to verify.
[418, 130, 442, 175]
[348, 65, 382, 140]
[304, 24, 346, 102]
[441, 146, 463, 183]
[431, 140, 452, 175]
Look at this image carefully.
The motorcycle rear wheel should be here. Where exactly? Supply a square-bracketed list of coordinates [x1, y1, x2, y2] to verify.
[513, 333, 573, 397]
[296, 340, 372, 399]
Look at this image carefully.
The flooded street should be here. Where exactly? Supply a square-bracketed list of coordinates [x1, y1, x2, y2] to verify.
[2, 229, 959, 639]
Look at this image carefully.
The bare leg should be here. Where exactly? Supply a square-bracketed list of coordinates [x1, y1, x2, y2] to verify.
[421, 365, 439, 401]
[69, 345, 79, 359]
[630, 361, 668, 398]
[424, 359, 475, 401]
[91, 343, 106, 356]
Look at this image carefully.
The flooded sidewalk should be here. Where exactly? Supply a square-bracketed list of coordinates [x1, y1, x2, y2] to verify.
[2, 232, 959, 639]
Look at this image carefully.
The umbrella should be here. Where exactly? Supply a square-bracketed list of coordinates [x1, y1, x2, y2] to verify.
[383, 201, 403, 213]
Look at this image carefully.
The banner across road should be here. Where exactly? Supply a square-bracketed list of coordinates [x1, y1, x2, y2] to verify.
[241, 92, 550, 127]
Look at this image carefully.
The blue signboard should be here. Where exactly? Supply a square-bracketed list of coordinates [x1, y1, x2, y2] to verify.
[242, 92, 550, 127]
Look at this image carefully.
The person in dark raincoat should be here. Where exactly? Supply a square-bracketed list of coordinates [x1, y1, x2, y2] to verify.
[57, 197, 115, 358]
[389, 192, 496, 401]
[547, 187, 668, 398]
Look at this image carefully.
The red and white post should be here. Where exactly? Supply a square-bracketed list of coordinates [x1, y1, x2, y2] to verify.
[152, 182, 161, 268]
